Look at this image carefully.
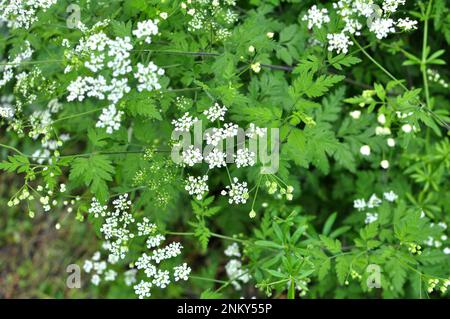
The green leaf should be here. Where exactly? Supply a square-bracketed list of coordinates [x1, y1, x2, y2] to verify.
[69, 155, 115, 202]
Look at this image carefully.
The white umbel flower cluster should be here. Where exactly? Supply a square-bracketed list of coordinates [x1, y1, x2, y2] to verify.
[134, 62, 165, 92]
[224, 244, 250, 290]
[65, 23, 165, 134]
[0, 0, 57, 29]
[181, 146, 203, 167]
[203, 102, 227, 122]
[302, 0, 417, 54]
[0, 41, 34, 89]
[234, 148, 256, 168]
[181, 0, 238, 40]
[353, 191, 398, 224]
[132, 19, 159, 44]
[86, 194, 191, 298]
[95, 105, 123, 134]
[204, 148, 227, 169]
[185, 175, 209, 200]
[302, 5, 330, 29]
[221, 177, 249, 205]
[172, 112, 199, 132]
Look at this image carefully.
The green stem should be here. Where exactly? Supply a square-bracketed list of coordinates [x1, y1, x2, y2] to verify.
[352, 37, 408, 91]
[0, 143, 27, 156]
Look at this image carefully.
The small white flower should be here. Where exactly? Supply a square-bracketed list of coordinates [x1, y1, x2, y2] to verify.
[353, 199, 366, 211]
[327, 33, 353, 54]
[369, 18, 395, 40]
[205, 148, 227, 169]
[185, 175, 209, 200]
[181, 146, 203, 167]
[302, 5, 330, 29]
[134, 280, 152, 299]
[367, 194, 382, 208]
[133, 19, 159, 44]
[224, 243, 241, 257]
[383, 191, 398, 202]
[387, 138, 396, 147]
[360, 145, 371, 156]
[365, 212, 379, 224]
[172, 112, 199, 132]
[221, 177, 249, 205]
[234, 148, 256, 168]
[134, 62, 164, 92]
[401, 124, 412, 133]
[397, 18, 418, 31]
[203, 103, 227, 122]
[350, 110, 361, 119]
[95, 105, 123, 134]
[380, 160, 389, 169]
[173, 263, 191, 281]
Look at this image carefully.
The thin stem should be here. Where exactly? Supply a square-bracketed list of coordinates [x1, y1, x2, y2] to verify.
[190, 275, 228, 284]
[352, 37, 408, 91]
[0, 143, 27, 156]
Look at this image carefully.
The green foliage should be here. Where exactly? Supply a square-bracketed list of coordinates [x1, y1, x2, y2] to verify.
[0, 0, 449, 300]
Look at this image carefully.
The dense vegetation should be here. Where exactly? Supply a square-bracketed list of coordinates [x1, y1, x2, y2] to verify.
[0, 0, 449, 299]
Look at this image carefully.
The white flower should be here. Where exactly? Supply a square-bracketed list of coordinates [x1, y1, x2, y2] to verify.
[443, 248, 450, 255]
[104, 269, 117, 281]
[302, 5, 330, 29]
[224, 243, 241, 257]
[146, 235, 166, 249]
[83, 260, 93, 273]
[133, 19, 159, 43]
[124, 269, 137, 286]
[0, 0, 57, 29]
[382, 0, 406, 14]
[365, 212, 379, 224]
[134, 62, 164, 92]
[173, 263, 191, 281]
[327, 33, 353, 54]
[369, 18, 395, 40]
[383, 191, 398, 202]
[221, 177, 249, 205]
[225, 259, 250, 290]
[96, 105, 124, 134]
[350, 110, 361, 119]
[367, 194, 382, 208]
[387, 138, 396, 147]
[88, 198, 108, 218]
[91, 274, 101, 286]
[181, 146, 203, 167]
[377, 114, 386, 125]
[185, 175, 209, 200]
[203, 102, 227, 122]
[205, 148, 227, 169]
[234, 148, 256, 168]
[151, 242, 183, 264]
[397, 18, 418, 31]
[246, 123, 267, 139]
[152, 270, 170, 288]
[353, 199, 366, 211]
[137, 217, 156, 236]
[222, 123, 239, 138]
[401, 124, 412, 133]
[375, 126, 391, 136]
[360, 145, 371, 156]
[172, 112, 199, 132]
[134, 280, 152, 299]
[380, 160, 389, 169]
[251, 62, 261, 73]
